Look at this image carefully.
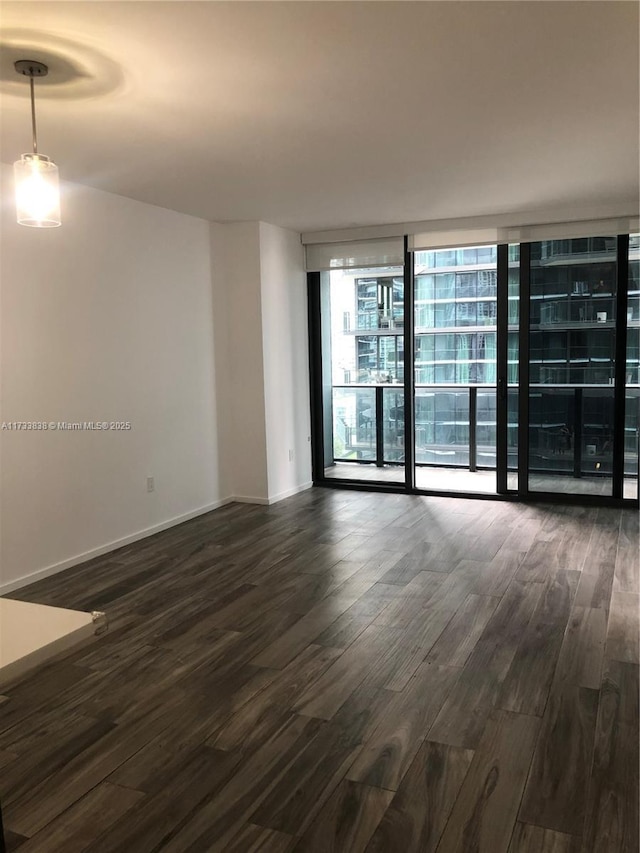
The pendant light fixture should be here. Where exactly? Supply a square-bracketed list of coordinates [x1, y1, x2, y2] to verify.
[13, 60, 61, 228]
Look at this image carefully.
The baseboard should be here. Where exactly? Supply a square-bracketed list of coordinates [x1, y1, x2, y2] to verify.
[231, 481, 313, 506]
[231, 495, 271, 505]
[266, 481, 313, 504]
[0, 498, 233, 596]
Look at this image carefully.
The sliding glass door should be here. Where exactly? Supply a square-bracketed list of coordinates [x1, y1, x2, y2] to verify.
[523, 235, 634, 498]
[313, 257, 406, 486]
[413, 245, 499, 494]
[308, 232, 639, 504]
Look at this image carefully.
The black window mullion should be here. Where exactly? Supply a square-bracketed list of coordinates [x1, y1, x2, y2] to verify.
[518, 243, 531, 497]
[496, 243, 509, 493]
[404, 235, 416, 490]
[307, 271, 325, 482]
[612, 234, 630, 498]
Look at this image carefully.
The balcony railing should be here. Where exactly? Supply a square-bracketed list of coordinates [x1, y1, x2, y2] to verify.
[331, 383, 640, 478]
[347, 311, 404, 332]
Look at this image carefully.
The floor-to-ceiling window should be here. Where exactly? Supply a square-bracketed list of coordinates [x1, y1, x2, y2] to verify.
[527, 237, 618, 495]
[521, 235, 640, 498]
[325, 265, 405, 484]
[413, 245, 498, 494]
[305, 238, 407, 486]
[307, 230, 639, 505]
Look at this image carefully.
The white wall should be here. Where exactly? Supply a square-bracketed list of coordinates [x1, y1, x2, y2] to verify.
[0, 171, 313, 593]
[259, 222, 312, 501]
[0, 168, 226, 592]
[209, 221, 312, 504]
[209, 221, 269, 502]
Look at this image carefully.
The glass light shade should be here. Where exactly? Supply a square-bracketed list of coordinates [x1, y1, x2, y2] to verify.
[14, 153, 61, 227]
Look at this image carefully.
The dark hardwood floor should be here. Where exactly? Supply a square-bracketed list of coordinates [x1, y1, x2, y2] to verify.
[1, 488, 638, 852]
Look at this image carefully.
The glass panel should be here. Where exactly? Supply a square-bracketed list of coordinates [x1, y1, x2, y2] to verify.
[626, 235, 639, 498]
[478, 389, 497, 470]
[529, 387, 575, 479]
[528, 237, 616, 495]
[414, 245, 497, 494]
[332, 386, 376, 462]
[415, 389, 469, 466]
[457, 272, 477, 298]
[323, 266, 404, 482]
[457, 302, 477, 326]
[383, 387, 405, 464]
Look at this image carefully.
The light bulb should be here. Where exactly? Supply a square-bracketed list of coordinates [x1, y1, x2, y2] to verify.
[14, 154, 61, 227]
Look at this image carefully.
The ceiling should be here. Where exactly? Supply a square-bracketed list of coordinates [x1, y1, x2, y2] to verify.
[1, 1, 638, 234]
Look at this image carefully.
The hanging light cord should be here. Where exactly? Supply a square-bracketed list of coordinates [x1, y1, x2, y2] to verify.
[15, 61, 47, 155]
[29, 70, 38, 155]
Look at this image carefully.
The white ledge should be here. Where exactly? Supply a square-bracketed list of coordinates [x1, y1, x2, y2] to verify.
[0, 599, 99, 688]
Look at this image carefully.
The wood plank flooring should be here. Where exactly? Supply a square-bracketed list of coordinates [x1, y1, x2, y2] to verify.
[0, 489, 638, 852]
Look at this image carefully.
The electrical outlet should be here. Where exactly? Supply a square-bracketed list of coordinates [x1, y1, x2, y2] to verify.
[146, 476, 155, 493]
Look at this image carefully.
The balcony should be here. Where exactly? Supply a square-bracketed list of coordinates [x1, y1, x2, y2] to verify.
[345, 310, 404, 334]
[330, 383, 640, 480]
